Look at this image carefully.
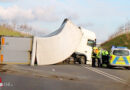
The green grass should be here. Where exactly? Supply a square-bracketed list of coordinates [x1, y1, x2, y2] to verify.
[101, 33, 130, 51]
[0, 26, 32, 37]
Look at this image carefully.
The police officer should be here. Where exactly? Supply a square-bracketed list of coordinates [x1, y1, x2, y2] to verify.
[97, 48, 102, 67]
[104, 50, 109, 66]
[102, 50, 109, 67]
[92, 47, 97, 67]
[102, 50, 106, 65]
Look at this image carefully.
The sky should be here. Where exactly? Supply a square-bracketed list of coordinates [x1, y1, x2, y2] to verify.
[0, 0, 130, 43]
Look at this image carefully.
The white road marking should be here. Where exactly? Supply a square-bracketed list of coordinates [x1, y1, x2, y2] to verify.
[81, 65, 128, 85]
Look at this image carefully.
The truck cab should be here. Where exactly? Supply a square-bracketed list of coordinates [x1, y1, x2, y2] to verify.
[74, 27, 96, 64]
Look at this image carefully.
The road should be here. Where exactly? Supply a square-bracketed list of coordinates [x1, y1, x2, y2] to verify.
[0, 65, 130, 90]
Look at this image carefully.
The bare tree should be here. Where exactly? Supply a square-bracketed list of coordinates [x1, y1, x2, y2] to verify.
[109, 21, 130, 40]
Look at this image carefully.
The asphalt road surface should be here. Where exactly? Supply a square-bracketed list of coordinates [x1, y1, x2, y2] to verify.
[0, 65, 130, 90]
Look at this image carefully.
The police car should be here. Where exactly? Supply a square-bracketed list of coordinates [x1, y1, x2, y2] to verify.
[109, 46, 130, 68]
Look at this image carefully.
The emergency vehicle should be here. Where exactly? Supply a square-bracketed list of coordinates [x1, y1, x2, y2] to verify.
[109, 46, 130, 68]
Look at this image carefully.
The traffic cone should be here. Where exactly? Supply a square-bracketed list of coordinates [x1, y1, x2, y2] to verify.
[0, 77, 3, 87]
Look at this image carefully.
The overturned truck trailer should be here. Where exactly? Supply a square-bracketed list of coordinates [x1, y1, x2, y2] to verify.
[31, 19, 82, 65]
[0, 19, 95, 65]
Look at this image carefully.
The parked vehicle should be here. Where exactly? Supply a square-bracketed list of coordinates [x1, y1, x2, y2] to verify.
[108, 46, 130, 68]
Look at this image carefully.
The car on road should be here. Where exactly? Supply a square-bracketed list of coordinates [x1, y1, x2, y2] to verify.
[109, 47, 130, 69]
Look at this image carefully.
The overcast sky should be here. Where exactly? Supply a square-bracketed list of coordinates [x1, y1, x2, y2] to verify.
[0, 0, 130, 43]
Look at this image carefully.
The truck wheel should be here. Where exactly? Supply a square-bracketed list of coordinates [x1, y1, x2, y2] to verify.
[80, 56, 86, 64]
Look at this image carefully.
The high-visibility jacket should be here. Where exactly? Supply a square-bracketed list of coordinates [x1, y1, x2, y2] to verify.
[92, 51, 97, 58]
[102, 50, 105, 56]
[105, 51, 109, 55]
[93, 47, 98, 50]
[92, 47, 98, 58]
[102, 50, 109, 56]
[97, 49, 101, 58]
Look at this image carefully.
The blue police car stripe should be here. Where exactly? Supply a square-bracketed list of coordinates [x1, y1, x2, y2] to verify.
[112, 57, 119, 64]
[123, 57, 129, 65]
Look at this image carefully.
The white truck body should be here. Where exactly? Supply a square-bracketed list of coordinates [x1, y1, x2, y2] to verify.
[31, 19, 83, 65]
[75, 28, 96, 64]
